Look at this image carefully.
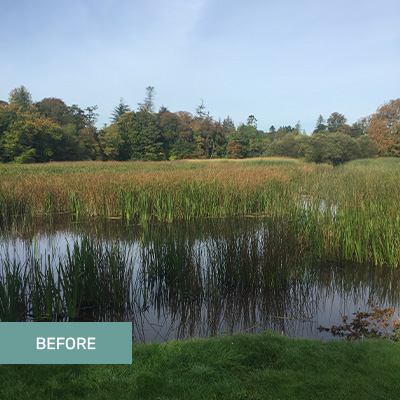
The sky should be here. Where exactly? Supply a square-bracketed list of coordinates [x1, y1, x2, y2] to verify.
[1, 0, 399, 134]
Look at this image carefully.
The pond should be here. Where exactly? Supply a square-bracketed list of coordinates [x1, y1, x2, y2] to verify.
[1, 216, 399, 342]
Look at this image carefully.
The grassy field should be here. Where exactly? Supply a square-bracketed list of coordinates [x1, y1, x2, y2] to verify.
[0, 331, 399, 399]
[1, 157, 400, 266]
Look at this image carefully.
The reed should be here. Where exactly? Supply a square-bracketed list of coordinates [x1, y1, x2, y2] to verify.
[2, 215, 400, 325]
[0, 261, 28, 321]
[1, 158, 400, 266]
[30, 261, 61, 322]
[0, 236, 134, 322]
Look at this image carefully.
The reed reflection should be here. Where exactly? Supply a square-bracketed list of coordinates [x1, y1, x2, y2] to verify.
[1, 216, 400, 342]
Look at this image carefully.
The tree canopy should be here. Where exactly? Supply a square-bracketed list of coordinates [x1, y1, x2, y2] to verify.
[0, 85, 393, 164]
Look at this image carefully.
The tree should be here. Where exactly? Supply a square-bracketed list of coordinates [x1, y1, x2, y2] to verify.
[111, 98, 130, 123]
[195, 99, 210, 120]
[274, 125, 294, 141]
[222, 116, 235, 141]
[157, 110, 179, 158]
[247, 115, 257, 128]
[222, 116, 235, 131]
[374, 98, 400, 133]
[368, 99, 400, 156]
[8, 86, 32, 111]
[304, 132, 363, 165]
[266, 125, 276, 141]
[265, 133, 303, 158]
[2, 111, 63, 163]
[327, 112, 347, 132]
[350, 116, 371, 138]
[336, 123, 352, 135]
[138, 86, 156, 113]
[98, 124, 124, 160]
[67, 104, 86, 131]
[110, 112, 136, 160]
[315, 115, 327, 133]
[169, 111, 197, 160]
[158, 105, 169, 114]
[226, 120, 268, 158]
[226, 142, 244, 158]
[118, 110, 164, 161]
[356, 136, 377, 158]
[35, 98, 71, 126]
[84, 105, 99, 127]
[191, 118, 225, 158]
[0, 105, 18, 161]
[294, 121, 303, 135]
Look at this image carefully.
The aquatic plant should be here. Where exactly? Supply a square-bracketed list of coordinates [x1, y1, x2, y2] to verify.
[0, 236, 134, 322]
[318, 302, 400, 341]
[0, 261, 28, 321]
[1, 158, 400, 266]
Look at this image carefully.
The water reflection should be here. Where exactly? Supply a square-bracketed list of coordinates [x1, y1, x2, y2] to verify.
[1, 216, 399, 342]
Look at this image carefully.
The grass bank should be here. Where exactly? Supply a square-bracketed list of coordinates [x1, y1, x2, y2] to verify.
[0, 331, 399, 399]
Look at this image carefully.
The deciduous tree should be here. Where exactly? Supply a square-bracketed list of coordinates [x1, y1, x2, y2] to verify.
[327, 112, 347, 132]
[368, 99, 400, 156]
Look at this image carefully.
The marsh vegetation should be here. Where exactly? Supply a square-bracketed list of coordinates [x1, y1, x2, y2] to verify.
[1, 157, 400, 265]
[1, 157, 400, 340]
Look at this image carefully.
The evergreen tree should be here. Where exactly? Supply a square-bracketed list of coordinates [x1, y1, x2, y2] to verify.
[111, 98, 130, 123]
[315, 115, 327, 132]
[8, 86, 32, 111]
[138, 86, 156, 113]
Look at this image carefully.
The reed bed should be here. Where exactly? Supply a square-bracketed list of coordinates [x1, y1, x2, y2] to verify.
[0, 237, 134, 322]
[1, 157, 400, 266]
[2, 219, 400, 327]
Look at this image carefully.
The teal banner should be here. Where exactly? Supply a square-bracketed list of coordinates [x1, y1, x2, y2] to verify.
[0, 322, 132, 364]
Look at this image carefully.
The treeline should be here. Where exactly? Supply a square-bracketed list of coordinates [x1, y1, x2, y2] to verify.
[0, 85, 398, 165]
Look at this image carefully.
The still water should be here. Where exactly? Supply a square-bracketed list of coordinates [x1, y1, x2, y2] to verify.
[1, 216, 399, 342]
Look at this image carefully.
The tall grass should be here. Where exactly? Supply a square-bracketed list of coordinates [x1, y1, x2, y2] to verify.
[0, 237, 134, 322]
[1, 158, 400, 266]
[0, 261, 28, 321]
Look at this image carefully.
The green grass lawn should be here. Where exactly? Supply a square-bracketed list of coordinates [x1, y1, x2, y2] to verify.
[1, 331, 400, 399]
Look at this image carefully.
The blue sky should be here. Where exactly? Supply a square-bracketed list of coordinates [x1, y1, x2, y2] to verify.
[1, 0, 399, 133]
